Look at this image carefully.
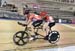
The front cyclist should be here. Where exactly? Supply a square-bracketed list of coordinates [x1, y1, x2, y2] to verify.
[23, 8, 43, 40]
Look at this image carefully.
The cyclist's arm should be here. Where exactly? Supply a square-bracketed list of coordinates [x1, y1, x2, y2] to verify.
[27, 19, 31, 25]
[27, 14, 34, 25]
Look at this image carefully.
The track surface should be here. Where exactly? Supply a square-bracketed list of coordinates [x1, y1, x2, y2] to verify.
[0, 20, 75, 51]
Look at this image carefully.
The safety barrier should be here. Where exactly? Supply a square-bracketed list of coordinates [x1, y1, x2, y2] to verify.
[0, 17, 25, 21]
[55, 18, 75, 24]
[0, 17, 75, 24]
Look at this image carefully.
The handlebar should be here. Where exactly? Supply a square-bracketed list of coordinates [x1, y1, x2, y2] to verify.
[18, 22, 28, 26]
[18, 22, 31, 31]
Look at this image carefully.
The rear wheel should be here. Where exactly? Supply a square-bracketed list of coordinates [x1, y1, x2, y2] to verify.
[13, 31, 29, 46]
[48, 31, 60, 44]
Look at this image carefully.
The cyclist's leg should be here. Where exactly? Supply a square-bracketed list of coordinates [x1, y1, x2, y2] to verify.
[32, 20, 43, 27]
[28, 21, 40, 40]
[43, 22, 49, 35]
[48, 22, 55, 30]
[44, 22, 55, 40]
[45, 22, 56, 36]
[32, 20, 43, 39]
[43, 22, 49, 40]
[32, 20, 43, 32]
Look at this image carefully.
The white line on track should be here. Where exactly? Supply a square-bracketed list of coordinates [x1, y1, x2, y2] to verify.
[35, 46, 75, 51]
[61, 24, 75, 29]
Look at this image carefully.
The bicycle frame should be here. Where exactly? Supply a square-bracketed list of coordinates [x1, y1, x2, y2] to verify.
[13, 22, 60, 46]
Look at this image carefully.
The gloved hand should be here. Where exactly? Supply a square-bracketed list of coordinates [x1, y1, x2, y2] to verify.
[18, 22, 22, 25]
[18, 22, 27, 26]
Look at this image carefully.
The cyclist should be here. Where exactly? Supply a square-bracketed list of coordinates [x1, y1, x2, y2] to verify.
[23, 6, 43, 40]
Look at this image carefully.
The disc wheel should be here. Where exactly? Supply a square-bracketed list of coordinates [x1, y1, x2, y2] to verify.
[48, 31, 60, 44]
[13, 31, 29, 46]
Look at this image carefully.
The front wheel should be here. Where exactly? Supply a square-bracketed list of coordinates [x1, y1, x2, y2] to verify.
[48, 31, 60, 44]
[13, 31, 29, 46]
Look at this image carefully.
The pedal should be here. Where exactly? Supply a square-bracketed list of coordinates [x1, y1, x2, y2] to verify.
[29, 37, 34, 41]
[31, 35, 38, 41]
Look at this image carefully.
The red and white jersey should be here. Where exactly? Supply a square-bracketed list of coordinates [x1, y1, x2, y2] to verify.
[43, 16, 55, 22]
[28, 13, 42, 21]
[49, 16, 55, 22]
[27, 13, 54, 22]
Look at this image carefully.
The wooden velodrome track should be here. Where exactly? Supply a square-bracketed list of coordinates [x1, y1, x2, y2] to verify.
[0, 20, 75, 51]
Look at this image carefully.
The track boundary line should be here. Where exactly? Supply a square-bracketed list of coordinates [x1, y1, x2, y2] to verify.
[61, 24, 75, 29]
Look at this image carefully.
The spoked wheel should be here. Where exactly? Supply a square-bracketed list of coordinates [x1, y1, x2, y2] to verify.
[48, 31, 60, 44]
[13, 31, 29, 46]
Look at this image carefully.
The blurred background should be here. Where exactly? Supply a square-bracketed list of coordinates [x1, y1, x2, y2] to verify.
[0, 0, 75, 51]
[0, 0, 75, 23]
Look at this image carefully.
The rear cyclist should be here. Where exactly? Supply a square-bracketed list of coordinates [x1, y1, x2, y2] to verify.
[39, 11, 55, 39]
